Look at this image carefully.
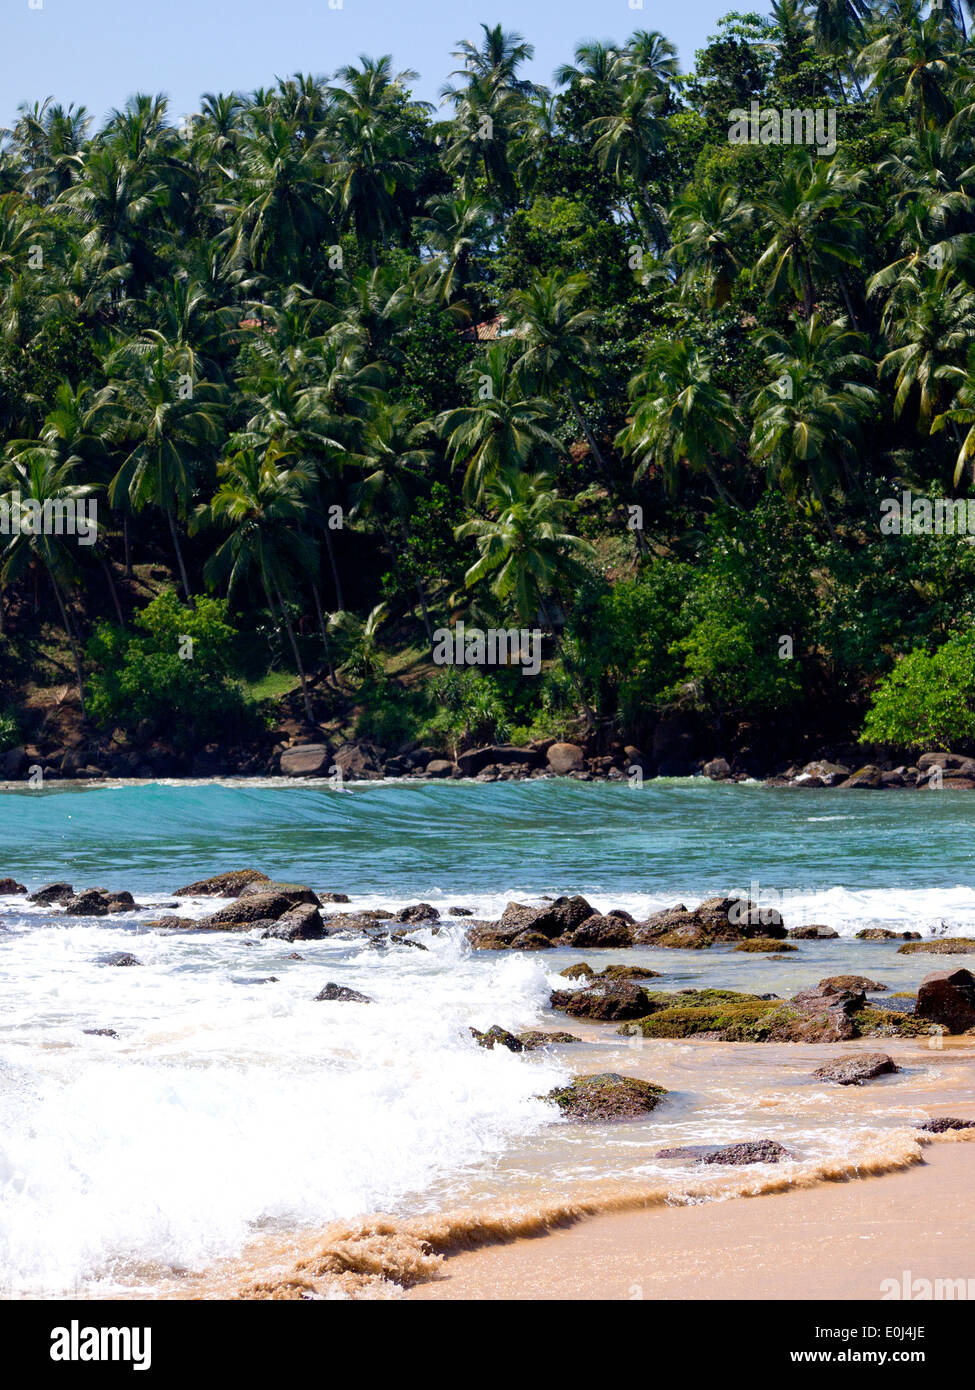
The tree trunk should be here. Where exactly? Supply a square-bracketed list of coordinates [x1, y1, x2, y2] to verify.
[166, 508, 194, 608]
[322, 523, 344, 610]
[398, 518, 433, 643]
[270, 574, 314, 725]
[568, 396, 610, 478]
[48, 565, 86, 722]
[123, 514, 132, 579]
[311, 580, 336, 684]
[101, 554, 125, 626]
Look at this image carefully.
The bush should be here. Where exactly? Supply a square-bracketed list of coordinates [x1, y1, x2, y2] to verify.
[861, 630, 975, 751]
[0, 708, 21, 752]
[85, 591, 258, 748]
[421, 669, 511, 755]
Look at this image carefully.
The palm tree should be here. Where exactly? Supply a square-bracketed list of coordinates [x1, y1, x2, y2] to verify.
[876, 266, 975, 429]
[229, 116, 332, 279]
[861, 10, 957, 133]
[415, 191, 495, 306]
[436, 341, 560, 502]
[749, 314, 880, 533]
[197, 448, 318, 722]
[328, 602, 389, 683]
[443, 24, 539, 99]
[621, 30, 680, 87]
[104, 340, 226, 603]
[617, 339, 741, 503]
[504, 269, 610, 475]
[669, 182, 753, 309]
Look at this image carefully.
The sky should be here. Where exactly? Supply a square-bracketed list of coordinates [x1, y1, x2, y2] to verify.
[0, 0, 772, 131]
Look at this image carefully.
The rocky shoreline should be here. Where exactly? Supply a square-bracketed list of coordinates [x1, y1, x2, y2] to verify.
[4, 724, 975, 790]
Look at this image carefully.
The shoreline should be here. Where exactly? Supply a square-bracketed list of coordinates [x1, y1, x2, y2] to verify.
[403, 1138, 975, 1302]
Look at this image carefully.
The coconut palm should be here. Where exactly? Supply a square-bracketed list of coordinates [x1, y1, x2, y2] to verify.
[415, 191, 495, 306]
[669, 182, 753, 309]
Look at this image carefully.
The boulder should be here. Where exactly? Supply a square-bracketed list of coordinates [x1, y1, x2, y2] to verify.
[199, 891, 301, 929]
[467, 927, 518, 950]
[456, 745, 543, 776]
[238, 880, 320, 906]
[546, 742, 585, 775]
[546, 1072, 668, 1122]
[0, 747, 28, 780]
[331, 742, 384, 780]
[517, 1030, 580, 1049]
[733, 938, 798, 953]
[174, 869, 270, 897]
[898, 938, 975, 955]
[822, 975, 888, 992]
[509, 930, 553, 950]
[703, 757, 732, 780]
[801, 760, 850, 786]
[550, 979, 652, 1021]
[0, 877, 26, 894]
[915, 1116, 975, 1133]
[96, 952, 141, 967]
[498, 895, 595, 941]
[813, 1053, 898, 1085]
[837, 765, 883, 789]
[914, 968, 975, 1033]
[28, 882, 75, 906]
[656, 1139, 791, 1166]
[395, 903, 440, 923]
[64, 888, 136, 916]
[788, 981, 866, 1042]
[917, 752, 970, 772]
[567, 913, 635, 948]
[424, 759, 455, 778]
[597, 964, 661, 981]
[470, 1025, 524, 1052]
[560, 962, 596, 980]
[279, 744, 331, 777]
[788, 924, 839, 939]
[262, 903, 326, 941]
[319, 892, 351, 904]
[314, 982, 372, 1003]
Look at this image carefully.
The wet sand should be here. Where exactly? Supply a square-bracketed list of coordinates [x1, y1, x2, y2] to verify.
[405, 1140, 975, 1300]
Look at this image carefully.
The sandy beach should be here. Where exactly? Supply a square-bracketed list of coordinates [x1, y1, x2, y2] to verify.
[406, 1138, 975, 1301]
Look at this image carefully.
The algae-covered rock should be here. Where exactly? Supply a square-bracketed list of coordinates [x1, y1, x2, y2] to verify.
[822, 975, 888, 992]
[518, 1030, 581, 1050]
[546, 1072, 668, 1121]
[733, 938, 798, 953]
[470, 1025, 524, 1052]
[898, 938, 975, 955]
[173, 869, 270, 897]
[550, 980, 652, 1021]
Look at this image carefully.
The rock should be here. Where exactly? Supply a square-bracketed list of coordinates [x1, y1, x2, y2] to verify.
[898, 938, 975, 955]
[550, 980, 652, 1021]
[496, 895, 595, 942]
[424, 759, 455, 778]
[262, 904, 326, 941]
[917, 752, 970, 772]
[801, 760, 850, 786]
[597, 965, 661, 981]
[703, 757, 732, 780]
[813, 1053, 898, 1085]
[314, 982, 372, 1003]
[0, 877, 26, 894]
[546, 742, 585, 775]
[96, 952, 141, 967]
[319, 892, 351, 904]
[456, 745, 543, 776]
[546, 1072, 668, 1122]
[822, 975, 888, 992]
[470, 1025, 524, 1052]
[238, 880, 320, 906]
[788, 924, 839, 939]
[174, 869, 270, 897]
[733, 938, 798, 953]
[914, 968, 975, 1033]
[510, 929, 553, 950]
[199, 891, 302, 930]
[657, 1139, 791, 1165]
[0, 747, 28, 779]
[634, 898, 785, 947]
[448, 905, 474, 916]
[395, 903, 440, 923]
[148, 915, 197, 930]
[64, 888, 136, 916]
[83, 1028, 119, 1038]
[279, 743, 332, 777]
[838, 765, 884, 789]
[28, 882, 75, 906]
[915, 1116, 975, 1133]
[652, 715, 698, 776]
[560, 962, 596, 980]
[466, 926, 517, 950]
[856, 928, 901, 940]
[518, 1030, 580, 1049]
[567, 913, 635, 948]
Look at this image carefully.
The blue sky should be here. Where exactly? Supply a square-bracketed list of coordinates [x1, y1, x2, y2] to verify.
[1, 0, 771, 130]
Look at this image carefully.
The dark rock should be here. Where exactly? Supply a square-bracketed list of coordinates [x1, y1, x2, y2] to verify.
[801, 760, 850, 786]
[917, 752, 970, 772]
[915, 1116, 975, 1133]
[83, 1028, 119, 1038]
[546, 1072, 668, 1122]
[813, 1053, 898, 1085]
[857, 928, 901, 940]
[96, 952, 141, 967]
[597, 964, 661, 981]
[914, 968, 975, 1033]
[318, 892, 351, 904]
[148, 915, 197, 930]
[0, 747, 28, 780]
[470, 1025, 524, 1052]
[238, 880, 320, 906]
[174, 869, 270, 897]
[550, 979, 652, 1021]
[466, 927, 515, 950]
[788, 924, 839, 939]
[424, 759, 455, 778]
[703, 757, 732, 780]
[28, 882, 75, 906]
[822, 975, 888, 992]
[198, 891, 301, 930]
[262, 903, 326, 941]
[448, 906, 474, 916]
[510, 929, 554, 950]
[456, 745, 543, 776]
[837, 765, 883, 789]
[546, 742, 585, 775]
[567, 913, 635, 948]
[658, 1140, 791, 1165]
[560, 962, 596, 980]
[898, 938, 975, 955]
[314, 982, 372, 1003]
[518, 1030, 581, 1049]
[64, 888, 136, 916]
[733, 938, 798, 953]
[0, 878, 26, 894]
[279, 743, 331, 777]
[395, 902, 440, 923]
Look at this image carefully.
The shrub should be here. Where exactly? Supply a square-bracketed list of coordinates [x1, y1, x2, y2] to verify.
[86, 591, 257, 748]
[861, 630, 975, 751]
[0, 708, 21, 752]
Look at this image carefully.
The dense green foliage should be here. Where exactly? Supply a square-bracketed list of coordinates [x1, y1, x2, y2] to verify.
[4, 5, 975, 755]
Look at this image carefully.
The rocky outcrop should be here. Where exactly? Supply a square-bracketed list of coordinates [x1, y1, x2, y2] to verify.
[64, 888, 136, 916]
[788, 924, 839, 939]
[837, 765, 883, 789]
[566, 913, 635, 947]
[262, 903, 326, 941]
[314, 982, 372, 1003]
[914, 968, 975, 1033]
[423, 759, 455, 778]
[546, 742, 585, 775]
[174, 869, 270, 897]
[812, 1053, 898, 1085]
[898, 938, 975, 954]
[822, 975, 888, 992]
[28, 882, 74, 906]
[197, 890, 308, 930]
[915, 1116, 975, 1132]
[858, 928, 921, 940]
[733, 938, 797, 953]
[509, 930, 554, 950]
[331, 741, 384, 780]
[395, 903, 440, 923]
[657, 1140, 791, 1165]
[0, 877, 26, 894]
[703, 757, 731, 780]
[470, 1025, 524, 1052]
[456, 745, 544, 777]
[279, 743, 331, 777]
[634, 897, 786, 948]
[550, 979, 652, 1021]
[238, 880, 320, 906]
[517, 1030, 580, 1049]
[546, 1072, 668, 1121]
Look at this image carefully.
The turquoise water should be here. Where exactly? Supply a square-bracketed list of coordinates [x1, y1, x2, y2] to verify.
[3, 777, 975, 906]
